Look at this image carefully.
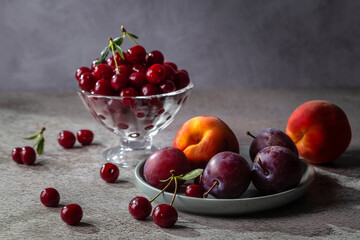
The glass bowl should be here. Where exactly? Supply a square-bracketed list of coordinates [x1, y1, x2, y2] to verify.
[78, 82, 193, 168]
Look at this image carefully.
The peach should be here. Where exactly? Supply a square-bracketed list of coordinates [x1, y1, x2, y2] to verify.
[286, 100, 351, 164]
[173, 116, 239, 168]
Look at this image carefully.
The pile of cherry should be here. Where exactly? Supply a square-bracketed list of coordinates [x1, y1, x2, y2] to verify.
[76, 46, 190, 97]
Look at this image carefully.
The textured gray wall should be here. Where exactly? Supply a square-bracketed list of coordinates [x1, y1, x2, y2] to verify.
[1, 0, 360, 91]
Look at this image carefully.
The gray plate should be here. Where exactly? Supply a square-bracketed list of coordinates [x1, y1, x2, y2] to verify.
[134, 145, 315, 216]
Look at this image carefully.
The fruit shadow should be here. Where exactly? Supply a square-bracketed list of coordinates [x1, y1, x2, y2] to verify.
[315, 148, 360, 178]
[180, 172, 360, 237]
[67, 221, 100, 234]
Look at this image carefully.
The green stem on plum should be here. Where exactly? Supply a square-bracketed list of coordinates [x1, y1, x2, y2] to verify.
[256, 158, 269, 175]
[203, 180, 219, 198]
[109, 38, 120, 74]
[246, 131, 256, 139]
[149, 170, 176, 203]
[170, 177, 178, 206]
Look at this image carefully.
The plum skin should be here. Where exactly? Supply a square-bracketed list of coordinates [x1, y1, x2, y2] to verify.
[249, 128, 299, 161]
[201, 151, 251, 199]
[144, 147, 191, 191]
[252, 146, 303, 195]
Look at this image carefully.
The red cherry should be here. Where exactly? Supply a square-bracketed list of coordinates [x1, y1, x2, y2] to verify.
[127, 45, 146, 64]
[152, 204, 178, 228]
[120, 87, 139, 107]
[173, 70, 190, 90]
[58, 130, 76, 149]
[159, 80, 176, 93]
[21, 146, 36, 165]
[93, 63, 114, 81]
[100, 163, 119, 183]
[128, 196, 152, 220]
[76, 129, 94, 146]
[128, 72, 147, 90]
[164, 65, 176, 81]
[75, 67, 91, 81]
[131, 64, 147, 73]
[79, 72, 96, 92]
[118, 65, 132, 77]
[61, 204, 83, 225]
[185, 184, 204, 198]
[12, 147, 23, 164]
[146, 50, 164, 66]
[146, 64, 166, 84]
[141, 84, 161, 96]
[91, 58, 105, 71]
[40, 188, 60, 207]
[163, 62, 178, 71]
[94, 79, 114, 96]
[111, 73, 128, 92]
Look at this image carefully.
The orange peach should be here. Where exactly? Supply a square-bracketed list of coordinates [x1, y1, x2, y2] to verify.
[173, 116, 239, 168]
[286, 100, 351, 164]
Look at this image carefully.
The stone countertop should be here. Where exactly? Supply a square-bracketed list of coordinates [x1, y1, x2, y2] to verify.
[0, 88, 359, 240]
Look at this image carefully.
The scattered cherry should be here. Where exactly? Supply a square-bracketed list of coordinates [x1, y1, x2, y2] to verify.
[21, 146, 36, 165]
[76, 129, 94, 146]
[61, 204, 83, 225]
[127, 45, 146, 64]
[58, 130, 76, 149]
[75, 66, 91, 81]
[146, 64, 166, 84]
[40, 188, 60, 207]
[185, 184, 204, 198]
[128, 196, 152, 220]
[100, 163, 119, 183]
[152, 204, 178, 228]
[12, 147, 23, 164]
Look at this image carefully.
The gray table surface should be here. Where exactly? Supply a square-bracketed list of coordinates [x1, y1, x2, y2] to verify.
[0, 88, 359, 240]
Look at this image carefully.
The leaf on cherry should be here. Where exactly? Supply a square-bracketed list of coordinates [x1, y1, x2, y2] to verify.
[24, 134, 38, 140]
[178, 169, 203, 181]
[37, 138, 45, 155]
[96, 47, 110, 66]
[114, 44, 124, 60]
[113, 36, 124, 46]
[127, 33, 138, 39]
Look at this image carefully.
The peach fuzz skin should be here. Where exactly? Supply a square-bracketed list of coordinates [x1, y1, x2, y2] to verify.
[286, 100, 351, 164]
[173, 116, 239, 168]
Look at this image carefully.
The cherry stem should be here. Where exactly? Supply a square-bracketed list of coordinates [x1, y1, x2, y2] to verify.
[109, 38, 120, 74]
[170, 177, 178, 206]
[256, 158, 269, 175]
[38, 127, 46, 135]
[246, 131, 256, 139]
[121, 25, 139, 46]
[203, 180, 219, 198]
[149, 170, 176, 203]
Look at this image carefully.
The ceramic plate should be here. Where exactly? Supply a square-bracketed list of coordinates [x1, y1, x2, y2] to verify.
[134, 145, 315, 216]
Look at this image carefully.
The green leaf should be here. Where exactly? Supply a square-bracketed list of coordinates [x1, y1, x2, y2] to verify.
[96, 46, 110, 66]
[113, 36, 124, 46]
[178, 169, 203, 181]
[24, 134, 38, 140]
[37, 138, 44, 155]
[128, 33, 138, 39]
[114, 44, 124, 59]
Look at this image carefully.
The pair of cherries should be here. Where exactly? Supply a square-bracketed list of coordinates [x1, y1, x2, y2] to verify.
[40, 188, 83, 225]
[12, 146, 37, 165]
[58, 129, 94, 149]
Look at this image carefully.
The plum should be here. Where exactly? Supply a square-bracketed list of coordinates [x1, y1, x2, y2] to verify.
[252, 146, 303, 195]
[144, 147, 191, 191]
[247, 128, 298, 161]
[201, 151, 251, 199]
